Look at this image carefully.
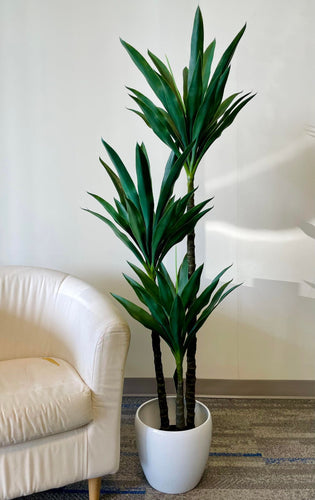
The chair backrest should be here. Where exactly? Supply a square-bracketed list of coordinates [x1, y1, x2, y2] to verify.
[0, 266, 69, 361]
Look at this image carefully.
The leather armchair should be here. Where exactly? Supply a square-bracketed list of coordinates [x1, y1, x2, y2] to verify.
[0, 266, 130, 500]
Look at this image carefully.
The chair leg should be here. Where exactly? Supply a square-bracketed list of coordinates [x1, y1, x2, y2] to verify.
[88, 477, 101, 500]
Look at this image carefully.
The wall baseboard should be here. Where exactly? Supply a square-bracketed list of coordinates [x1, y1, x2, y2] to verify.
[123, 378, 315, 398]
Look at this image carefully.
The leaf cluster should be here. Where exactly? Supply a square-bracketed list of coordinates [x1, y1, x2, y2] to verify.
[85, 141, 212, 275]
[121, 7, 255, 175]
[113, 259, 240, 364]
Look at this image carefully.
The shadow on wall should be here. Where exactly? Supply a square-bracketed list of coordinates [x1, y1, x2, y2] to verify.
[205, 135, 315, 230]
[300, 221, 315, 290]
[203, 134, 315, 298]
[198, 279, 315, 380]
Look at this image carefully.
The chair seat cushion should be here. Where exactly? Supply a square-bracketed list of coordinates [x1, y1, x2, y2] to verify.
[0, 357, 93, 446]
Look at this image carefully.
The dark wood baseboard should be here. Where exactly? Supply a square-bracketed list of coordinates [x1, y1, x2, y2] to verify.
[123, 377, 315, 398]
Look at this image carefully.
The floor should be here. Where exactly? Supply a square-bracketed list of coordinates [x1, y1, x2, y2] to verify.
[26, 396, 315, 499]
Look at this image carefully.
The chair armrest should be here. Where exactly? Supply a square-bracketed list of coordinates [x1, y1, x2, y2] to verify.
[53, 275, 130, 392]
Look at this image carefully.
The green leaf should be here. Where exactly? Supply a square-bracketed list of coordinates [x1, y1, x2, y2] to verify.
[135, 144, 154, 243]
[122, 39, 187, 146]
[160, 205, 213, 261]
[210, 24, 246, 87]
[127, 108, 151, 127]
[87, 192, 130, 234]
[187, 53, 203, 128]
[114, 198, 129, 220]
[99, 156, 126, 207]
[155, 144, 194, 222]
[125, 198, 149, 260]
[215, 282, 242, 308]
[127, 261, 159, 300]
[198, 93, 254, 162]
[209, 279, 233, 308]
[173, 190, 196, 220]
[188, 6, 204, 89]
[213, 92, 241, 121]
[186, 264, 233, 324]
[214, 66, 231, 109]
[123, 275, 170, 332]
[111, 293, 164, 335]
[152, 200, 179, 262]
[219, 92, 255, 128]
[83, 208, 145, 265]
[159, 262, 176, 296]
[181, 264, 203, 308]
[186, 280, 241, 343]
[183, 66, 188, 106]
[128, 90, 180, 152]
[101, 140, 141, 211]
[159, 78, 188, 146]
[156, 270, 176, 314]
[177, 254, 188, 293]
[202, 39, 216, 93]
[169, 295, 186, 352]
[192, 65, 230, 143]
[148, 50, 184, 111]
[121, 39, 165, 102]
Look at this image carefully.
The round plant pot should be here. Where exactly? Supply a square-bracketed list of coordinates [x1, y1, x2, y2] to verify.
[135, 396, 212, 494]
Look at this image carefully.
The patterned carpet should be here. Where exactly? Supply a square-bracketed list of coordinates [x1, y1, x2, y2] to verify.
[25, 397, 315, 500]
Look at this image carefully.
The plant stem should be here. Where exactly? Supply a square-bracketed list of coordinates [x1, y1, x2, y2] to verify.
[175, 360, 185, 430]
[187, 177, 196, 278]
[186, 175, 197, 429]
[151, 330, 169, 430]
[185, 335, 197, 429]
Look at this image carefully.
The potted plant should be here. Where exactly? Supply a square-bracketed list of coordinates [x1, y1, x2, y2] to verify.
[85, 7, 254, 494]
[86, 141, 237, 493]
[120, 6, 255, 429]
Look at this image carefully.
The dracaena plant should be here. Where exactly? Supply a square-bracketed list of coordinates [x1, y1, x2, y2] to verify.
[113, 260, 239, 430]
[85, 140, 213, 429]
[121, 6, 255, 427]
[86, 139, 239, 430]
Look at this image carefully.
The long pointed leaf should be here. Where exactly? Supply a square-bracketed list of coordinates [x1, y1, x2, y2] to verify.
[127, 262, 159, 299]
[192, 65, 230, 142]
[125, 198, 149, 260]
[122, 39, 187, 145]
[111, 293, 165, 337]
[186, 264, 233, 324]
[135, 144, 154, 242]
[155, 144, 194, 222]
[123, 275, 170, 332]
[210, 24, 246, 87]
[156, 269, 176, 313]
[181, 264, 203, 308]
[198, 93, 255, 161]
[127, 108, 151, 127]
[187, 53, 203, 129]
[99, 156, 126, 207]
[87, 192, 130, 234]
[148, 50, 184, 111]
[158, 262, 176, 296]
[188, 6, 204, 89]
[177, 254, 188, 293]
[101, 140, 140, 211]
[128, 90, 181, 151]
[83, 208, 145, 265]
[169, 295, 185, 352]
[202, 39, 216, 93]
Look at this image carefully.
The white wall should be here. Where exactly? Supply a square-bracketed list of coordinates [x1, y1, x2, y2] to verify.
[1, 0, 314, 381]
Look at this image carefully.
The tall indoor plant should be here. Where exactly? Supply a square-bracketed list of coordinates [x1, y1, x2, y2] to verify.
[120, 6, 255, 427]
[86, 6, 254, 493]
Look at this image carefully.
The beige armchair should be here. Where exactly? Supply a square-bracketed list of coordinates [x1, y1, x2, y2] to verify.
[0, 266, 130, 500]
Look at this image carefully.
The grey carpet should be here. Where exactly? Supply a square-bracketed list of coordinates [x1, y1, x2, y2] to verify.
[24, 397, 315, 499]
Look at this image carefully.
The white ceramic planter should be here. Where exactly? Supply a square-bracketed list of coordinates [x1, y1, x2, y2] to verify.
[135, 396, 212, 494]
